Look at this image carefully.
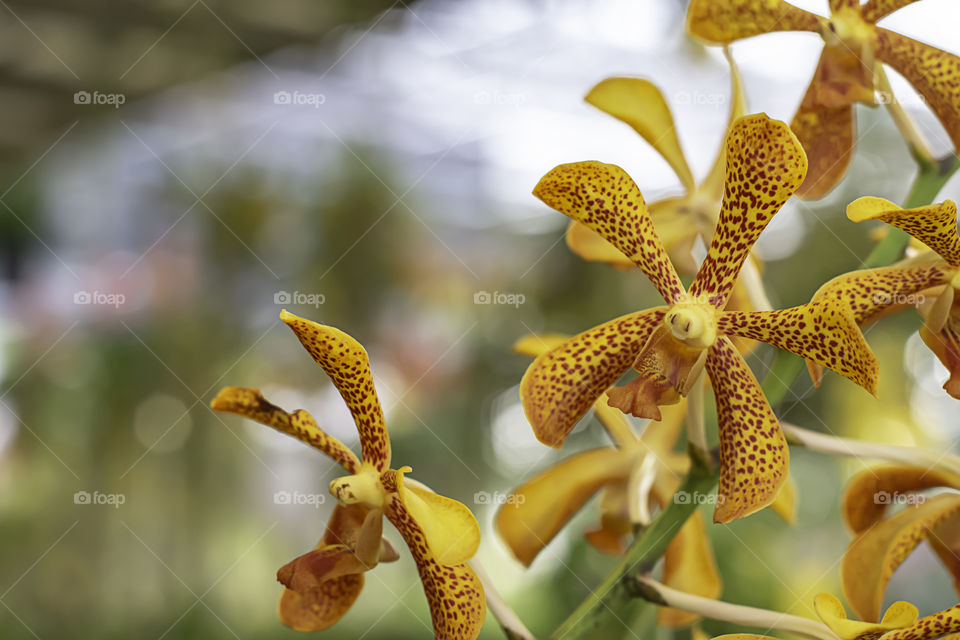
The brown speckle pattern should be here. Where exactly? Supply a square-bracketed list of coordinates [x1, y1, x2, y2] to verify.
[861, 0, 920, 23]
[883, 603, 960, 640]
[854, 200, 960, 267]
[687, 0, 820, 45]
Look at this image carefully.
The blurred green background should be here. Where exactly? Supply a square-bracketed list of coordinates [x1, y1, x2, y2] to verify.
[1, 0, 960, 638]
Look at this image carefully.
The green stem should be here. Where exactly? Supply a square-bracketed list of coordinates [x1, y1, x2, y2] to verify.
[549, 460, 716, 640]
[760, 350, 807, 409]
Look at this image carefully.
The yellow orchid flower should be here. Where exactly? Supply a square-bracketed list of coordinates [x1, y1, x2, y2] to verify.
[840, 464, 960, 622]
[811, 197, 960, 397]
[503, 333, 721, 628]
[687, 0, 960, 198]
[525, 113, 878, 523]
[211, 311, 485, 639]
[569, 49, 746, 275]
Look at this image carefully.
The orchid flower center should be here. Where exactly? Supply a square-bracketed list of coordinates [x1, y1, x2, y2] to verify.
[819, 9, 873, 52]
[664, 302, 718, 350]
[330, 465, 387, 509]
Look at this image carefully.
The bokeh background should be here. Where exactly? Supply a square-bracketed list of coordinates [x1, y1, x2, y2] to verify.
[2, 0, 960, 638]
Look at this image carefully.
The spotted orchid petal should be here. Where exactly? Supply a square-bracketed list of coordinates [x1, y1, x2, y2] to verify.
[815, 592, 918, 640]
[585, 77, 695, 192]
[382, 474, 485, 640]
[659, 510, 723, 628]
[717, 299, 879, 394]
[686, 0, 820, 44]
[882, 604, 960, 640]
[842, 464, 960, 534]
[533, 162, 686, 303]
[847, 198, 960, 266]
[280, 311, 391, 470]
[690, 114, 808, 309]
[861, 0, 922, 23]
[519, 308, 667, 448]
[210, 386, 360, 473]
[707, 336, 789, 523]
[495, 447, 633, 566]
[874, 28, 960, 154]
[842, 493, 960, 622]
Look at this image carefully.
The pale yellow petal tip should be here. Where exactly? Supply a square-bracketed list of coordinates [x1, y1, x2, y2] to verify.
[210, 385, 256, 412]
[814, 592, 917, 640]
[512, 333, 570, 357]
[846, 197, 898, 223]
[880, 601, 919, 627]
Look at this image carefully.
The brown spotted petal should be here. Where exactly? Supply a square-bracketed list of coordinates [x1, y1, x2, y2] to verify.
[881, 603, 960, 640]
[847, 198, 960, 267]
[280, 311, 391, 470]
[685, 0, 820, 45]
[520, 308, 667, 448]
[689, 114, 808, 309]
[861, 0, 921, 23]
[706, 336, 789, 523]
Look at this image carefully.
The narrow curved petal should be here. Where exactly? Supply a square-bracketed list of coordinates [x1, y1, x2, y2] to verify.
[585, 77, 695, 192]
[658, 510, 723, 628]
[815, 592, 917, 640]
[875, 28, 960, 153]
[848, 197, 960, 266]
[707, 336, 789, 523]
[842, 464, 960, 534]
[393, 479, 481, 567]
[686, 0, 820, 44]
[920, 311, 960, 399]
[210, 386, 360, 472]
[861, 0, 922, 23]
[565, 221, 637, 269]
[717, 299, 879, 394]
[384, 494, 486, 640]
[280, 311, 390, 470]
[842, 493, 960, 621]
[520, 308, 667, 448]
[533, 162, 686, 303]
[690, 114, 808, 308]
[700, 49, 748, 205]
[278, 573, 365, 632]
[495, 448, 633, 566]
[879, 603, 960, 640]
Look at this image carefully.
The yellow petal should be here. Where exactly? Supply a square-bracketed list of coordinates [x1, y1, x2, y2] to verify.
[649, 196, 703, 275]
[717, 299, 879, 395]
[495, 448, 633, 566]
[565, 220, 637, 269]
[689, 114, 808, 309]
[700, 48, 748, 205]
[384, 492, 485, 640]
[280, 311, 391, 470]
[875, 28, 960, 156]
[210, 386, 360, 472]
[814, 592, 917, 640]
[842, 464, 960, 534]
[396, 481, 481, 567]
[519, 308, 667, 448]
[686, 0, 820, 44]
[847, 198, 960, 266]
[882, 604, 960, 640]
[842, 493, 960, 621]
[658, 510, 723, 628]
[533, 161, 686, 303]
[278, 573, 365, 632]
[512, 333, 571, 357]
[861, 0, 921, 23]
[707, 336, 789, 523]
[770, 473, 798, 525]
[584, 77, 695, 192]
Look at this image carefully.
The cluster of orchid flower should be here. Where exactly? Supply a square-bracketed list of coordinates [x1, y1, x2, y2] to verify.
[211, 1, 960, 639]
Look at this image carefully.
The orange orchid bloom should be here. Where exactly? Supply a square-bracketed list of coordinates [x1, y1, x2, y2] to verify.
[211, 311, 485, 639]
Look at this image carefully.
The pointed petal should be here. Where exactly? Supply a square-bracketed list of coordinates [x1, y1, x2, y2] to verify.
[862, 0, 922, 23]
[565, 221, 637, 269]
[533, 162, 686, 302]
[882, 604, 960, 640]
[689, 114, 808, 308]
[520, 308, 667, 448]
[717, 299, 879, 394]
[585, 77, 695, 192]
[280, 311, 390, 470]
[875, 28, 960, 153]
[848, 197, 960, 266]
[495, 448, 633, 566]
[707, 336, 789, 523]
[700, 49, 748, 204]
[384, 491, 485, 640]
[686, 0, 821, 44]
[815, 592, 917, 640]
[842, 493, 960, 621]
[842, 464, 960, 534]
[278, 573, 365, 632]
[210, 386, 360, 473]
[658, 510, 723, 628]
[770, 474, 798, 525]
